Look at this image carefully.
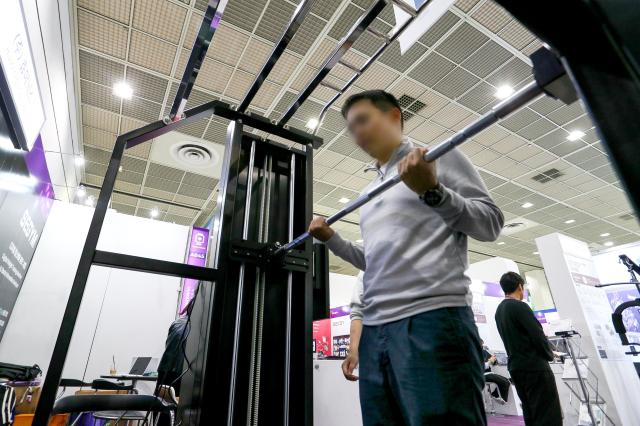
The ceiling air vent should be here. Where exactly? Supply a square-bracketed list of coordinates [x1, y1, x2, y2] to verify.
[531, 167, 563, 183]
[398, 94, 426, 121]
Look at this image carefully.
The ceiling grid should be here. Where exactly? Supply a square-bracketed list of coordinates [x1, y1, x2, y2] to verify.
[69, 0, 639, 275]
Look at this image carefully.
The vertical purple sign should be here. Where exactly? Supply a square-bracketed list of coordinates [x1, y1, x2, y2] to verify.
[178, 227, 210, 315]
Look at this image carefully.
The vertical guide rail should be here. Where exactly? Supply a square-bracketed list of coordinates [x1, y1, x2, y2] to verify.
[32, 137, 128, 426]
[284, 154, 296, 425]
[227, 139, 256, 424]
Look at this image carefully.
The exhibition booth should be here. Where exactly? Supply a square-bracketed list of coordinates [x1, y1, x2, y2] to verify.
[1, 0, 640, 424]
[312, 245, 640, 426]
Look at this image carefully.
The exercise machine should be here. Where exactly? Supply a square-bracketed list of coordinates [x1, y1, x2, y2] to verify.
[33, 0, 640, 424]
[597, 254, 640, 353]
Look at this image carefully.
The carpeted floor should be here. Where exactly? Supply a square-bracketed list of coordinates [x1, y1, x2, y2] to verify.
[487, 415, 525, 425]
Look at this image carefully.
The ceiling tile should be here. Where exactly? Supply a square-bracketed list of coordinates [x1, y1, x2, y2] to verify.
[128, 31, 177, 75]
[133, 0, 187, 44]
[77, 9, 128, 59]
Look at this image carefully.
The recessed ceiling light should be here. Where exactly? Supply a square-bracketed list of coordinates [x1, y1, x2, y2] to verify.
[150, 208, 159, 218]
[338, 197, 350, 204]
[306, 118, 319, 130]
[533, 251, 539, 255]
[113, 81, 133, 99]
[604, 241, 614, 247]
[85, 196, 95, 207]
[521, 202, 534, 208]
[600, 232, 610, 237]
[566, 130, 585, 141]
[76, 186, 86, 198]
[564, 219, 576, 224]
[356, 239, 363, 243]
[495, 85, 514, 100]
[497, 242, 505, 245]
[119, 165, 123, 172]
[74, 156, 85, 166]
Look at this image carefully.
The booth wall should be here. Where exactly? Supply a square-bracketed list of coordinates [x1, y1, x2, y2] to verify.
[0, 201, 189, 392]
[329, 272, 358, 308]
[467, 257, 519, 351]
[314, 272, 362, 426]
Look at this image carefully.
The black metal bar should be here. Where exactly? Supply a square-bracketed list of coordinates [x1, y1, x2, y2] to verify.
[238, 0, 315, 112]
[169, 0, 225, 120]
[80, 182, 201, 211]
[127, 100, 322, 149]
[92, 250, 220, 281]
[495, 0, 640, 224]
[312, 242, 330, 320]
[277, 0, 387, 125]
[33, 136, 130, 426]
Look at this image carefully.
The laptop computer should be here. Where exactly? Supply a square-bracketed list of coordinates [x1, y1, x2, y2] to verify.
[123, 357, 159, 376]
[493, 351, 508, 366]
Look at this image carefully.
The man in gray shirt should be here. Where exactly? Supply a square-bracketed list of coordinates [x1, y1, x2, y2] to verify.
[309, 90, 504, 425]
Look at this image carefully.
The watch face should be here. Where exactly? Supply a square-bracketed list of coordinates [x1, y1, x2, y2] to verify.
[422, 187, 443, 206]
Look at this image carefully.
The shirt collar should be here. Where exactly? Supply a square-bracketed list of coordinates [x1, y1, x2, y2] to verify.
[364, 137, 414, 177]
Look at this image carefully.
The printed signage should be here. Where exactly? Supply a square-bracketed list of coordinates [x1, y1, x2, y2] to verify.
[178, 226, 210, 314]
[0, 0, 45, 151]
[0, 137, 53, 341]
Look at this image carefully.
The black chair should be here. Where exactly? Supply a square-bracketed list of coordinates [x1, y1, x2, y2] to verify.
[52, 394, 176, 425]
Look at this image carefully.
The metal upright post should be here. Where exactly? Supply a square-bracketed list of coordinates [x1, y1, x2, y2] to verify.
[32, 136, 127, 426]
[565, 337, 598, 425]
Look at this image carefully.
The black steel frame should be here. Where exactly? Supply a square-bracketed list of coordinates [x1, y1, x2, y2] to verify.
[32, 101, 317, 426]
[33, 0, 390, 422]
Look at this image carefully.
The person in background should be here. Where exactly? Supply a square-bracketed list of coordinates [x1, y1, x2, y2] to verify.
[309, 90, 504, 425]
[342, 272, 364, 381]
[480, 339, 510, 404]
[495, 272, 562, 425]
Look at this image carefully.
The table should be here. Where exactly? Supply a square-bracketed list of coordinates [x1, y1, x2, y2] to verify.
[99, 374, 157, 389]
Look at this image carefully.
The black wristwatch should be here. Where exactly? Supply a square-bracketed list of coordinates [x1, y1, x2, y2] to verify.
[420, 183, 445, 207]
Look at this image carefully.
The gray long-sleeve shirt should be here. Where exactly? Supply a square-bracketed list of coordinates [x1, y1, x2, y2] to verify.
[326, 139, 504, 325]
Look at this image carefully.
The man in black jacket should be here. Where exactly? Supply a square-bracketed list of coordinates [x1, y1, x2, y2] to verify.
[495, 272, 562, 425]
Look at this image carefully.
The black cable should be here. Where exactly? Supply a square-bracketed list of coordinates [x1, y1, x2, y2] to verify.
[144, 283, 202, 425]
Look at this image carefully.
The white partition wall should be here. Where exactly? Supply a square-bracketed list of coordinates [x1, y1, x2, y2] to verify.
[314, 272, 362, 426]
[536, 232, 640, 426]
[468, 257, 519, 351]
[0, 201, 190, 393]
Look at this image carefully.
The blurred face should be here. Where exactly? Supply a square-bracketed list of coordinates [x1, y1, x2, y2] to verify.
[345, 100, 403, 161]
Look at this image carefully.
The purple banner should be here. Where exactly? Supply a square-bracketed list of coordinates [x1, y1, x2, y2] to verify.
[482, 281, 504, 298]
[330, 305, 351, 318]
[25, 136, 54, 201]
[178, 227, 210, 315]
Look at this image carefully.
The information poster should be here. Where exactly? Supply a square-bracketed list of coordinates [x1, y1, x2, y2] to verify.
[313, 319, 332, 359]
[0, 137, 53, 341]
[178, 226, 210, 315]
